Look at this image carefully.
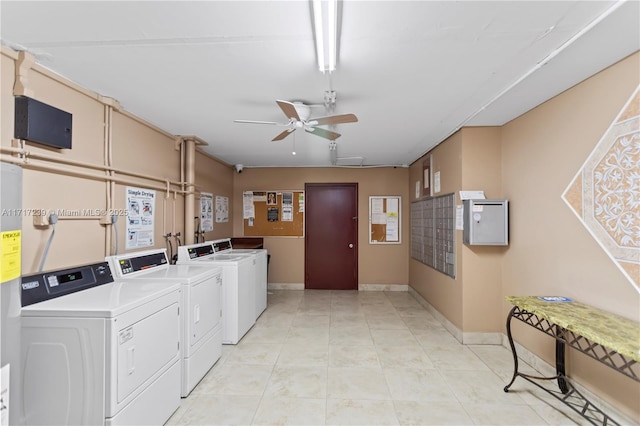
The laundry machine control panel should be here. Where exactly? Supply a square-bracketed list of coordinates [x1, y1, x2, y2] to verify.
[187, 243, 215, 259]
[21, 262, 113, 307]
[212, 239, 232, 252]
[116, 251, 168, 275]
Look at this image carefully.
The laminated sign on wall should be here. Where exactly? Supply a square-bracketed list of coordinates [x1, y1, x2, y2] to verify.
[126, 186, 155, 249]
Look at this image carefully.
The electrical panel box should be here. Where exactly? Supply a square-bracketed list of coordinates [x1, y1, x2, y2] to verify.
[14, 96, 72, 149]
[463, 199, 508, 246]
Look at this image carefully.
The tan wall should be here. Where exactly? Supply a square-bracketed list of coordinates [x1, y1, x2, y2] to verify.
[194, 150, 234, 241]
[408, 52, 639, 419]
[409, 131, 464, 328]
[501, 52, 640, 418]
[460, 127, 504, 333]
[232, 167, 409, 286]
[0, 48, 227, 273]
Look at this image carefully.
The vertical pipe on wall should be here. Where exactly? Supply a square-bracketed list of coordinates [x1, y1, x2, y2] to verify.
[184, 138, 196, 245]
[104, 105, 112, 256]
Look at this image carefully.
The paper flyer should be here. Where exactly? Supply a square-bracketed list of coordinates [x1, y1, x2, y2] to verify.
[215, 195, 229, 223]
[243, 191, 255, 219]
[126, 186, 155, 249]
[201, 192, 213, 231]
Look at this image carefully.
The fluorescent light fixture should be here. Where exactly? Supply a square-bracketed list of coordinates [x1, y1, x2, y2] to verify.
[312, 0, 338, 73]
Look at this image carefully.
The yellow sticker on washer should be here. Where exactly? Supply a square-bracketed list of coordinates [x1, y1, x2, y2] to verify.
[1, 230, 21, 283]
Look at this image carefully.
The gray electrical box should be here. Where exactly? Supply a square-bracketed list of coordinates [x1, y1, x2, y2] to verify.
[463, 199, 508, 246]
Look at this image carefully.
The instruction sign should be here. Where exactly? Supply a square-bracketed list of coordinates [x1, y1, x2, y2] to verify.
[201, 193, 213, 232]
[0, 230, 21, 283]
[125, 187, 155, 249]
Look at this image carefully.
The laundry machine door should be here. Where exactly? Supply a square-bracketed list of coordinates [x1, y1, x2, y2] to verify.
[112, 298, 180, 409]
[21, 317, 106, 426]
[188, 273, 222, 353]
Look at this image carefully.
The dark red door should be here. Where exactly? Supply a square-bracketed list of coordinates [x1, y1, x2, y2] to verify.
[305, 183, 358, 290]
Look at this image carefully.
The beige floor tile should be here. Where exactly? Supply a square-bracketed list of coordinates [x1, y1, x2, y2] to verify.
[191, 363, 273, 396]
[225, 343, 282, 365]
[402, 315, 446, 332]
[252, 396, 326, 426]
[423, 345, 491, 371]
[286, 326, 330, 345]
[462, 402, 549, 425]
[328, 366, 391, 400]
[241, 325, 290, 344]
[413, 329, 462, 348]
[175, 290, 606, 426]
[171, 394, 260, 426]
[277, 343, 329, 366]
[440, 370, 528, 404]
[328, 345, 381, 368]
[366, 314, 410, 330]
[375, 345, 434, 369]
[329, 325, 374, 345]
[384, 368, 458, 402]
[326, 399, 399, 425]
[371, 328, 418, 346]
[292, 313, 331, 328]
[393, 400, 475, 425]
[263, 365, 328, 398]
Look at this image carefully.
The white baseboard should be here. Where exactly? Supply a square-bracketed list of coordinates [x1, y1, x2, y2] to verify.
[267, 283, 409, 291]
[267, 282, 304, 290]
[358, 284, 409, 291]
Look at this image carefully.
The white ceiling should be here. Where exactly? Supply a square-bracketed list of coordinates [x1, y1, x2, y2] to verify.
[1, 1, 638, 168]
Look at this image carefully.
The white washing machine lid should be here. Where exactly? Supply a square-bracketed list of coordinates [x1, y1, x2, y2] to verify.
[209, 254, 249, 262]
[21, 279, 180, 318]
[126, 264, 222, 284]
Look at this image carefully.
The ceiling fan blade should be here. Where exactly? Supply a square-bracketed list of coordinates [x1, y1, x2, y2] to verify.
[309, 113, 358, 126]
[306, 127, 341, 140]
[272, 129, 295, 141]
[276, 100, 301, 121]
[234, 119, 284, 125]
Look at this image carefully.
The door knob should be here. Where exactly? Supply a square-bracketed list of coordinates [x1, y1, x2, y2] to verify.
[349, 243, 354, 248]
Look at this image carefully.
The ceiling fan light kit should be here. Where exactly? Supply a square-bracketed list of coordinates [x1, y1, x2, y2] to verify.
[234, 99, 357, 142]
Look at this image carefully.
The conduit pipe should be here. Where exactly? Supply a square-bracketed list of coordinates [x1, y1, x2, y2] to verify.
[0, 154, 191, 194]
[2, 145, 187, 192]
[104, 104, 114, 255]
[183, 137, 196, 245]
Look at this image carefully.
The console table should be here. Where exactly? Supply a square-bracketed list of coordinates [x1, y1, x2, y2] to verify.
[504, 296, 639, 425]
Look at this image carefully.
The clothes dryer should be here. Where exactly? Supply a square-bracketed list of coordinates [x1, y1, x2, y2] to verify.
[177, 242, 255, 344]
[20, 262, 181, 426]
[106, 248, 223, 397]
[209, 238, 268, 320]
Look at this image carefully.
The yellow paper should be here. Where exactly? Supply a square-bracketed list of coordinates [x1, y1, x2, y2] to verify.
[1, 230, 21, 283]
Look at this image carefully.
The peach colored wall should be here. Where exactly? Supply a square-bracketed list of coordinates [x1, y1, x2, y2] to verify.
[409, 131, 464, 329]
[501, 52, 640, 418]
[0, 48, 211, 273]
[460, 127, 504, 333]
[232, 167, 409, 286]
[408, 53, 639, 419]
[194, 150, 234, 241]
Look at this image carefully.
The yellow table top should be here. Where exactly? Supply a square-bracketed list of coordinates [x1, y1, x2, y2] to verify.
[506, 296, 640, 362]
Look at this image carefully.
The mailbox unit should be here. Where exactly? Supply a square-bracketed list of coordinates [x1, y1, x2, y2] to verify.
[463, 199, 509, 246]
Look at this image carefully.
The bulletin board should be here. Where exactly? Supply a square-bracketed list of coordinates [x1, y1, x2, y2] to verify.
[243, 191, 304, 237]
[369, 196, 401, 244]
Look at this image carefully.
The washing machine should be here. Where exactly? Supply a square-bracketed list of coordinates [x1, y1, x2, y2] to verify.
[177, 242, 256, 344]
[209, 238, 268, 319]
[106, 248, 223, 397]
[20, 262, 181, 426]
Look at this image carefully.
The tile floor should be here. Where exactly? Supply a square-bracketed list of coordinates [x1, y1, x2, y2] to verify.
[166, 290, 590, 425]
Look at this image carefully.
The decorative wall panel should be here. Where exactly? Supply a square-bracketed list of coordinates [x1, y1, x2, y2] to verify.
[562, 86, 640, 291]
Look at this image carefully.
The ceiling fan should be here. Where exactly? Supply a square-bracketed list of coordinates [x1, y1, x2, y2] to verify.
[234, 100, 358, 141]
